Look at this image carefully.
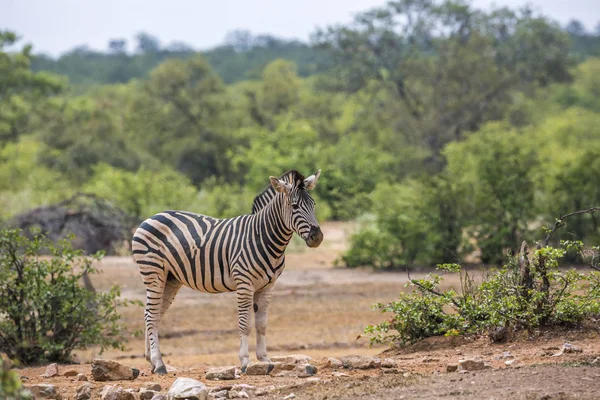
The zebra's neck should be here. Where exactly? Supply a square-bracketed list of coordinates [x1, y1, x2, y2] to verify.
[250, 193, 294, 257]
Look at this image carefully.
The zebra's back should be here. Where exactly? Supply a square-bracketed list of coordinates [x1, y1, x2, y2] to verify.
[132, 210, 241, 293]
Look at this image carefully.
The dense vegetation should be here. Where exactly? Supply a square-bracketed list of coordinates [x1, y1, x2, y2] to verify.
[0, 228, 136, 364]
[2, 0, 600, 268]
[364, 220, 600, 345]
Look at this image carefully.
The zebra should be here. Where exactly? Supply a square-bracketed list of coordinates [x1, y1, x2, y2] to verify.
[131, 169, 323, 374]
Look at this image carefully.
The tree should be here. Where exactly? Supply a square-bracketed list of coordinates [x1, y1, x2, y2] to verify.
[566, 19, 586, 36]
[313, 0, 572, 168]
[108, 38, 127, 53]
[135, 32, 161, 53]
[0, 31, 65, 144]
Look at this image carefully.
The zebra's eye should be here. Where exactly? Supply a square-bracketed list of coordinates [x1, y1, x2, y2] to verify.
[292, 203, 299, 210]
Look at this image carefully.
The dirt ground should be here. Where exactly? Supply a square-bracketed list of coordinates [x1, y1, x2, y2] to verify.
[15, 221, 600, 399]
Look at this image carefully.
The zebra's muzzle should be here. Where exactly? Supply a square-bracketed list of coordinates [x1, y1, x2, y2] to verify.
[305, 226, 324, 248]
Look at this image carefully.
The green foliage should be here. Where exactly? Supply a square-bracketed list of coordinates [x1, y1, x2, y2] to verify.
[0, 357, 31, 399]
[445, 123, 537, 264]
[343, 176, 462, 268]
[0, 138, 74, 219]
[0, 31, 66, 144]
[364, 242, 600, 346]
[0, 228, 138, 364]
[84, 163, 200, 221]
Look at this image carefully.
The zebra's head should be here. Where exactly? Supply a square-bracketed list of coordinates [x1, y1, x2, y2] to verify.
[269, 169, 324, 248]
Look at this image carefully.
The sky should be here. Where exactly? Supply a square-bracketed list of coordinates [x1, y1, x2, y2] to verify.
[3, 0, 599, 57]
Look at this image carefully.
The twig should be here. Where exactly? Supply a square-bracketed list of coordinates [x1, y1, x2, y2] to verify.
[405, 266, 461, 308]
[541, 207, 600, 248]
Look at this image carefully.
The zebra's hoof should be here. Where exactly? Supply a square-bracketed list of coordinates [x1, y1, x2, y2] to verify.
[241, 365, 247, 374]
[154, 365, 168, 375]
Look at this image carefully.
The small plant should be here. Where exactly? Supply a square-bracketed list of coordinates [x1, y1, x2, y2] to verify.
[364, 236, 600, 346]
[0, 357, 31, 400]
[0, 228, 138, 364]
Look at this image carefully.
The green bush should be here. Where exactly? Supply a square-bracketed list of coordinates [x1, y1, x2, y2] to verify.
[0, 228, 137, 364]
[364, 242, 600, 346]
[342, 176, 462, 268]
[0, 357, 31, 399]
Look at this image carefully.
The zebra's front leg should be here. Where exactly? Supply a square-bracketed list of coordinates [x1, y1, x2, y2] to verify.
[254, 284, 274, 362]
[236, 283, 255, 372]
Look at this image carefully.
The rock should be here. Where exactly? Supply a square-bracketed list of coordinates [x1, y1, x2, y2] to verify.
[422, 356, 439, 363]
[340, 355, 381, 369]
[230, 384, 255, 395]
[271, 363, 318, 378]
[245, 362, 274, 375]
[209, 390, 228, 399]
[151, 395, 167, 400]
[283, 394, 296, 400]
[167, 377, 208, 400]
[28, 384, 61, 399]
[63, 369, 79, 377]
[562, 343, 583, 353]
[592, 357, 600, 364]
[42, 363, 59, 378]
[228, 390, 249, 398]
[323, 357, 343, 368]
[140, 389, 159, 400]
[446, 364, 458, 373]
[381, 358, 397, 368]
[205, 366, 239, 380]
[75, 382, 95, 400]
[505, 359, 520, 367]
[76, 373, 88, 381]
[143, 382, 162, 391]
[458, 358, 486, 371]
[270, 362, 296, 375]
[101, 386, 135, 400]
[332, 371, 350, 377]
[92, 359, 139, 381]
[270, 354, 312, 364]
[254, 386, 276, 396]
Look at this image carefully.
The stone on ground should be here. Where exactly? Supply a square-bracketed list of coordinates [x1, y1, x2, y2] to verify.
[76, 373, 88, 381]
[270, 354, 312, 364]
[458, 358, 486, 371]
[323, 357, 343, 368]
[205, 366, 239, 380]
[167, 377, 208, 400]
[140, 388, 159, 400]
[446, 364, 458, 373]
[381, 358, 397, 368]
[151, 395, 167, 400]
[42, 363, 59, 378]
[101, 385, 135, 400]
[340, 355, 382, 369]
[245, 362, 274, 375]
[27, 384, 61, 399]
[62, 369, 78, 377]
[143, 382, 162, 391]
[75, 383, 95, 400]
[92, 359, 140, 381]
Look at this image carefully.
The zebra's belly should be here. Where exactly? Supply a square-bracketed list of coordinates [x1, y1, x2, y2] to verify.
[167, 258, 236, 294]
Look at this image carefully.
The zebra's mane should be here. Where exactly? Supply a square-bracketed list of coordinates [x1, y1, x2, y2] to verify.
[251, 170, 306, 214]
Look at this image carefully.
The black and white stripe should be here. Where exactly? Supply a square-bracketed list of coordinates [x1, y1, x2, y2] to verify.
[132, 170, 323, 374]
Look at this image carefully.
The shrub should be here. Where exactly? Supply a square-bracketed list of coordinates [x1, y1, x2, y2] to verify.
[0, 357, 31, 399]
[363, 241, 600, 346]
[342, 176, 462, 269]
[0, 228, 137, 364]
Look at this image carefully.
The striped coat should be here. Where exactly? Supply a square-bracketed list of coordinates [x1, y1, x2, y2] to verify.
[132, 170, 323, 373]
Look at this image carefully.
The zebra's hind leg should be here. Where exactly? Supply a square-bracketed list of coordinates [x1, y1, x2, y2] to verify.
[149, 277, 183, 374]
[143, 274, 169, 374]
[254, 284, 274, 362]
[235, 281, 255, 373]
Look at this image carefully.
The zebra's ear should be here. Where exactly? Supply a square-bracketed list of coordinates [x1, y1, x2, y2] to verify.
[304, 169, 321, 190]
[270, 176, 292, 194]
